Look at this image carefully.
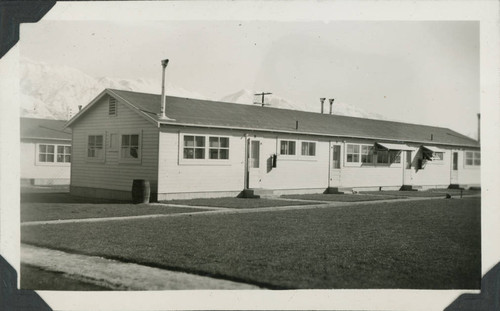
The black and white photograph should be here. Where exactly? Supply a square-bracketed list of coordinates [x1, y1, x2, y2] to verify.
[1, 1, 499, 310]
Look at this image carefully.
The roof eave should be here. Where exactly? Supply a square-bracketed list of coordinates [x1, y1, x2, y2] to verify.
[158, 121, 480, 149]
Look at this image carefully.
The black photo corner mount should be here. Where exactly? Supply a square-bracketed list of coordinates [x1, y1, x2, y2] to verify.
[0, 1, 57, 59]
[0, 255, 53, 311]
[1, 1, 498, 310]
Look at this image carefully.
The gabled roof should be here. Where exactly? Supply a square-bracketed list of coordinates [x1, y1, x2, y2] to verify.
[21, 117, 72, 141]
[67, 88, 480, 148]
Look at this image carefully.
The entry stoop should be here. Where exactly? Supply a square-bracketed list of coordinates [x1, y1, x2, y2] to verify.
[239, 188, 277, 198]
[325, 187, 352, 194]
[400, 185, 422, 191]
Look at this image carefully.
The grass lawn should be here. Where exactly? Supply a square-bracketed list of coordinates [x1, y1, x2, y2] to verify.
[281, 193, 404, 202]
[164, 197, 322, 208]
[21, 203, 207, 222]
[21, 197, 481, 289]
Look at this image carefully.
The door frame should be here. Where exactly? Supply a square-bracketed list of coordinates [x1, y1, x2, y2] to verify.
[245, 137, 261, 189]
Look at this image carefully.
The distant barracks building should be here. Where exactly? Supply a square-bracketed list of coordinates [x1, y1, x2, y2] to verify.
[64, 88, 480, 201]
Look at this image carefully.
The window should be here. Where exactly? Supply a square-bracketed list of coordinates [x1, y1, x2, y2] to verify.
[38, 144, 55, 162]
[109, 97, 117, 116]
[280, 140, 296, 155]
[88, 135, 104, 159]
[465, 151, 480, 166]
[377, 150, 389, 164]
[183, 135, 206, 159]
[389, 150, 401, 164]
[209, 137, 229, 159]
[433, 152, 444, 161]
[57, 146, 71, 163]
[37, 144, 71, 164]
[361, 145, 374, 163]
[121, 134, 140, 159]
[346, 144, 360, 163]
[301, 142, 316, 156]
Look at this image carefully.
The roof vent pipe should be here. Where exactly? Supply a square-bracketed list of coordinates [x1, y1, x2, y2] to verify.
[329, 98, 334, 115]
[160, 59, 169, 118]
[320, 98, 326, 114]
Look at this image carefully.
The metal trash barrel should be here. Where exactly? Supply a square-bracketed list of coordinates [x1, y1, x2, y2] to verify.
[132, 179, 150, 204]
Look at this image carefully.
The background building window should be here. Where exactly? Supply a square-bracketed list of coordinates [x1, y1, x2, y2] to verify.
[280, 140, 296, 155]
[184, 135, 206, 159]
[209, 137, 229, 159]
[57, 146, 71, 163]
[346, 144, 360, 163]
[301, 142, 316, 156]
[121, 134, 140, 159]
[39, 144, 55, 162]
[88, 135, 104, 158]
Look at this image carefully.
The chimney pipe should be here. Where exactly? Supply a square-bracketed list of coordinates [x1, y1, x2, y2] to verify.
[329, 98, 334, 115]
[477, 113, 481, 142]
[320, 98, 326, 114]
[160, 59, 169, 118]
[78, 105, 82, 111]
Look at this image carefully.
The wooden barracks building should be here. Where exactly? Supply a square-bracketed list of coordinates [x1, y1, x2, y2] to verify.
[65, 88, 480, 201]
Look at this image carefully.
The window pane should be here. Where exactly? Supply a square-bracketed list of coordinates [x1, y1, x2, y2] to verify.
[130, 135, 139, 146]
[57, 154, 64, 162]
[310, 143, 315, 156]
[57, 146, 64, 153]
[347, 154, 353, 162]
[184, 148, 194, 159]
[220, 149, 229, 159]
[474, 159, 480, 166]
[347, 144, 354, 153]
[65, 155, 71, 162]
[195, 136, 205, 147]
[220, 137, 229, 148]
[89, 136, 95, 145]
[39, 154, 46, 162]
[353, 145, 360, 153]
[47, 154, 54, 162]
[209, 137, 219, 148]
[209, 149, 219, 159]
[65, 146, 71, 154]
[289, 141, 296, 155]
[466, 158, 473, 165]
[47, 145, 54, 153]
[122, 135, 129, 146]
[353, 154, 359, 162]
[184, 136, 194, 147]
[280, 141, 287, 154]
[301, 143, 308, 155]
[40, 145, 47, 152]
[130, 147, 138, 158]
[195, 148, 205, 159]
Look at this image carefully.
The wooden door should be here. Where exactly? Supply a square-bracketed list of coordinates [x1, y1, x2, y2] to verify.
[248, 140, 262, 188]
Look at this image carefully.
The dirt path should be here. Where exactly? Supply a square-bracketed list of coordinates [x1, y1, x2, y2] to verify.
[21, 244, 259, 290]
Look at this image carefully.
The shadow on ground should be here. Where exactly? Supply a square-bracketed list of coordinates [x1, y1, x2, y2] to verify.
[21, 186, 128, 204]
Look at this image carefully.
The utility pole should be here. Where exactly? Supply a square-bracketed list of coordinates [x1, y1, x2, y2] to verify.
[254, 92, 272, 107]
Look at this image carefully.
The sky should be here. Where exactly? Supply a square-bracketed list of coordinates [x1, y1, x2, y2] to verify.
[21, 20, 479, 138]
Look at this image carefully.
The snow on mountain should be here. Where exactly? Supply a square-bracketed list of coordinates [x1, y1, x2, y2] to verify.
[20, 58, 205, 120]
[220, 89, 387, 120]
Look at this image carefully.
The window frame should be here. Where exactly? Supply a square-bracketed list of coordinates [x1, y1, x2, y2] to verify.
[464, 150, 481, 167]
[300, 141, 316, 157]
[118, 131, 142, 164]
[35, 143, 71, 166]
[179, 133, 231, 165]
[345, 143, 376, 167]
[280, 140, 297, 156]
[86, 133, 105, 162]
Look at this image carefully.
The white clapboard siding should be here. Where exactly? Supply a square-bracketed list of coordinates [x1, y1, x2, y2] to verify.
[157, 127, 246, 194]
[259, 134, 329, 190]
[457, 149, 481, 184]
[71, 94, 159, 192]
[21, 140, 71, 180]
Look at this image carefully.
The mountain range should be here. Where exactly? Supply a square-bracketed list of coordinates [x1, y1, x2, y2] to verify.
[20, 58, 386, 121]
